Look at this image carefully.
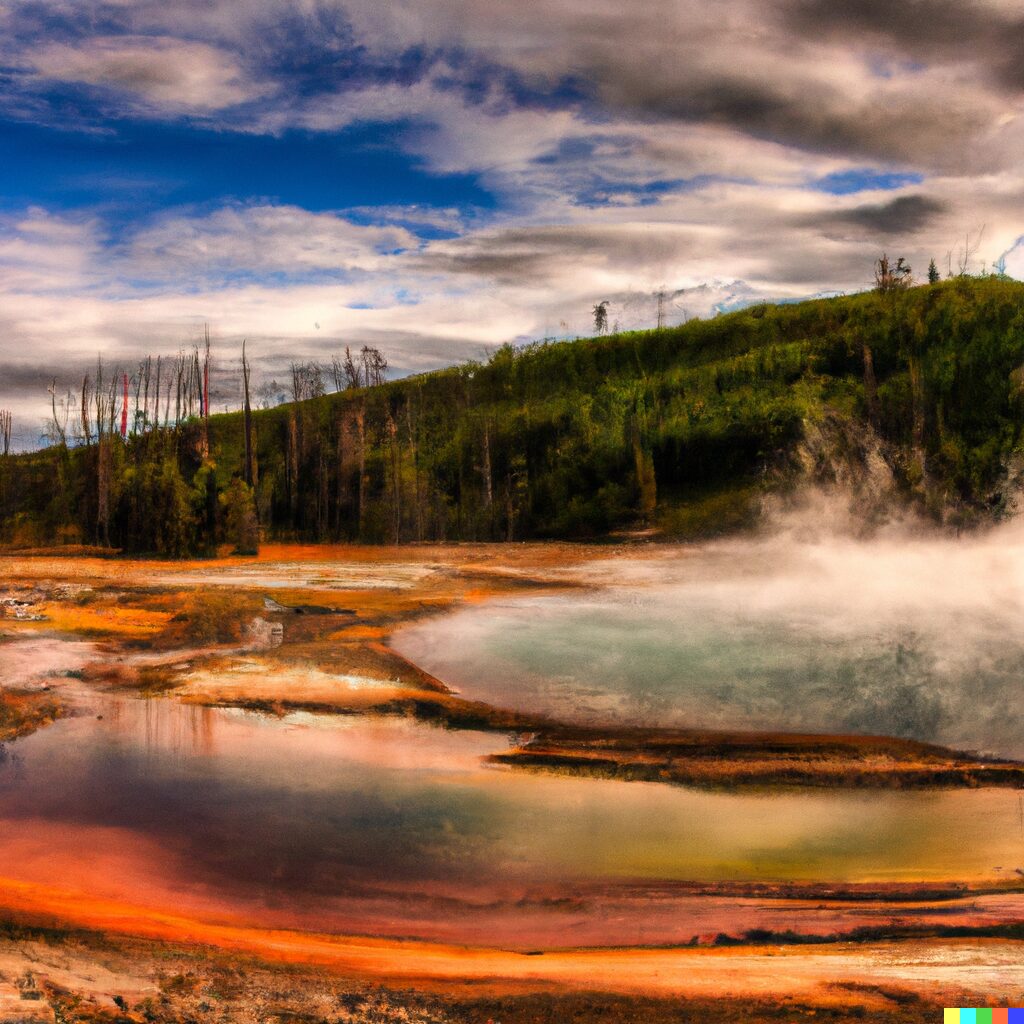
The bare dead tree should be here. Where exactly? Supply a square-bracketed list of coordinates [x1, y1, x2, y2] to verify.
[385, 403, 401, 541]
[174, 351, 183, 426]
[481, 419, 494, 513]
[203, 326, 211, 423]
[153, 356, 161, 431]
[120, 371, 129, 439]
[194, 328, 211, 456]
[956, 228, 985, 276]
[242, 340, 254, 487]
[92, 357, 116, 546]
[0, 410, 12, 457]
[329, 353, 346, 392]
[192, 345, 202, 419]
[875, 254, 912, 293]
[330, 347, 365, 391]
[105, 372, 119, 438]
[93, 358, 104, 443]
[290, 361, 326, 402]
[360, 346, 388, 387]
[406, 391, 423, 542]
[46, 378, 69, 448]
[254, 380, 286, 409]
[342, 347, 362, 389]
[80, 374, 92, 447]
[133, 360, 146, 436]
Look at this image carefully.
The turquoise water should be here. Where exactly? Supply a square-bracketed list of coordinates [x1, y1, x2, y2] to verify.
[394, 530, 1024, 757]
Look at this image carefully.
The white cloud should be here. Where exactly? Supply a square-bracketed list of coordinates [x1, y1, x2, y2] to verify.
[124, 205, 420, 282]
[0, 209, 102, 292]
[23, 35, 269, 112]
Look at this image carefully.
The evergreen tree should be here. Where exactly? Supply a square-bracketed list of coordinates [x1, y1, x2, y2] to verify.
[154, 458, 196, 558]
[928, 259, 940, 284]
[222, 477, 260, 555]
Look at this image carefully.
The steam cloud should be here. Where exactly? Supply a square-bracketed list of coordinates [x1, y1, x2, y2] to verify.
[396, 509, 1024, 758]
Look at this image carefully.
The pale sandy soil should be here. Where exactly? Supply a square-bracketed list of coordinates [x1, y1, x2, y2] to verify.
[0, 909, 1019, 1015]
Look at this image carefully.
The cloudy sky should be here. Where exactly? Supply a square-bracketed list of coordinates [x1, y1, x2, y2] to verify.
[3, 0, 1024, 444]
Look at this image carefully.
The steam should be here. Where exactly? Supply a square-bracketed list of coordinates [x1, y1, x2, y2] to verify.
[395, 508, 1024, 758]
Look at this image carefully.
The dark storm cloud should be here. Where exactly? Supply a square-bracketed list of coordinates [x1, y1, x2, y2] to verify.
[1, 0, 1013, 172]
[586, 54, 989, 169]
[785, 0, 1024, 89]
[0, 362, 68, 391]
[787, 0, 990, 48]
[825, 194, 948, 235]
[415, 224, 700, 284]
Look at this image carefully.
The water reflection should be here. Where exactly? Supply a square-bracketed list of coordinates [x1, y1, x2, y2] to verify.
[2, 631, 1024, 948]
[1, 687, 1022, 898]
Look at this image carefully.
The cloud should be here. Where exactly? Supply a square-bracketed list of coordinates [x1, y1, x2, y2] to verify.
[415, 222, 705, 286]
[0, 169, 1020, 444]
[0, 208, 102, 292]
[784, 0, 1024, 90]
[4, 0, 1022, 174]
[124, 205, 420, 284]
[332, 0, 1019, 172]
[822, 195, 949, 236]
[21, 34, 269, 113]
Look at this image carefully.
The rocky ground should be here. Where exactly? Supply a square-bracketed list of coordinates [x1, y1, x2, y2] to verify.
[0, 921, 955, 1024]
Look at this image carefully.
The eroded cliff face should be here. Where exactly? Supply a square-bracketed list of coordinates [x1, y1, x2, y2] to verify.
[767, 411, 1024, 534]
[793, 414, 899, 513]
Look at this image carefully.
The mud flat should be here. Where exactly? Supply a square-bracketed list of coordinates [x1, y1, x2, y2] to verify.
[489, 726, 1024, 789]
[0, 903, 1020, 1020]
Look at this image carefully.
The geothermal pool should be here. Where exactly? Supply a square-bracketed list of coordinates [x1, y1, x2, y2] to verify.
[0, 640, 1023, 949]
[394, 526, 1024, 759]
[3, 528, 1024, 950]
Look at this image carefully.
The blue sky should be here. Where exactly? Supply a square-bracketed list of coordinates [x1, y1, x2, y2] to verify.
[0, 119, 495, 223]
[2, 0, 1023, 443]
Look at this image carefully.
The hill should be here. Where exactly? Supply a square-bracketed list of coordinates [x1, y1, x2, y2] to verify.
[4, 276, 1024, 554]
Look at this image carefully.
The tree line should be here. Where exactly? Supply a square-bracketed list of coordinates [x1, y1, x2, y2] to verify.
[4, 275, 1024, 554]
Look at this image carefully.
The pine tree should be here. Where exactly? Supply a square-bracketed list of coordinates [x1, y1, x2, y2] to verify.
[928, 259, 940, 285]
[222, 477, 260, 555]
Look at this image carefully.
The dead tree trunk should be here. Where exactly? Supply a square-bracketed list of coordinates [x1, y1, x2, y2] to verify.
[242, 340, 254, 487]
[386, 406, 401, 542]
[910, 355, 928, 490]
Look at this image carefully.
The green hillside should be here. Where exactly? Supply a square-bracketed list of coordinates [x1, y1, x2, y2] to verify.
[5, 276, 1024, 554]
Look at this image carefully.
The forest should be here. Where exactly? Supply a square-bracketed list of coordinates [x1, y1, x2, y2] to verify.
[3, 275, 1024, 555]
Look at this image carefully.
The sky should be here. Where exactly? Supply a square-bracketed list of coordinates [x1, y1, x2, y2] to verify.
[3, 0, 1024, 445]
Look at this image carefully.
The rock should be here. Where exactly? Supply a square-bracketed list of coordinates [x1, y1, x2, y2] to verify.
[0, 980, 54, 1024]
[245, 617, 284, 649]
